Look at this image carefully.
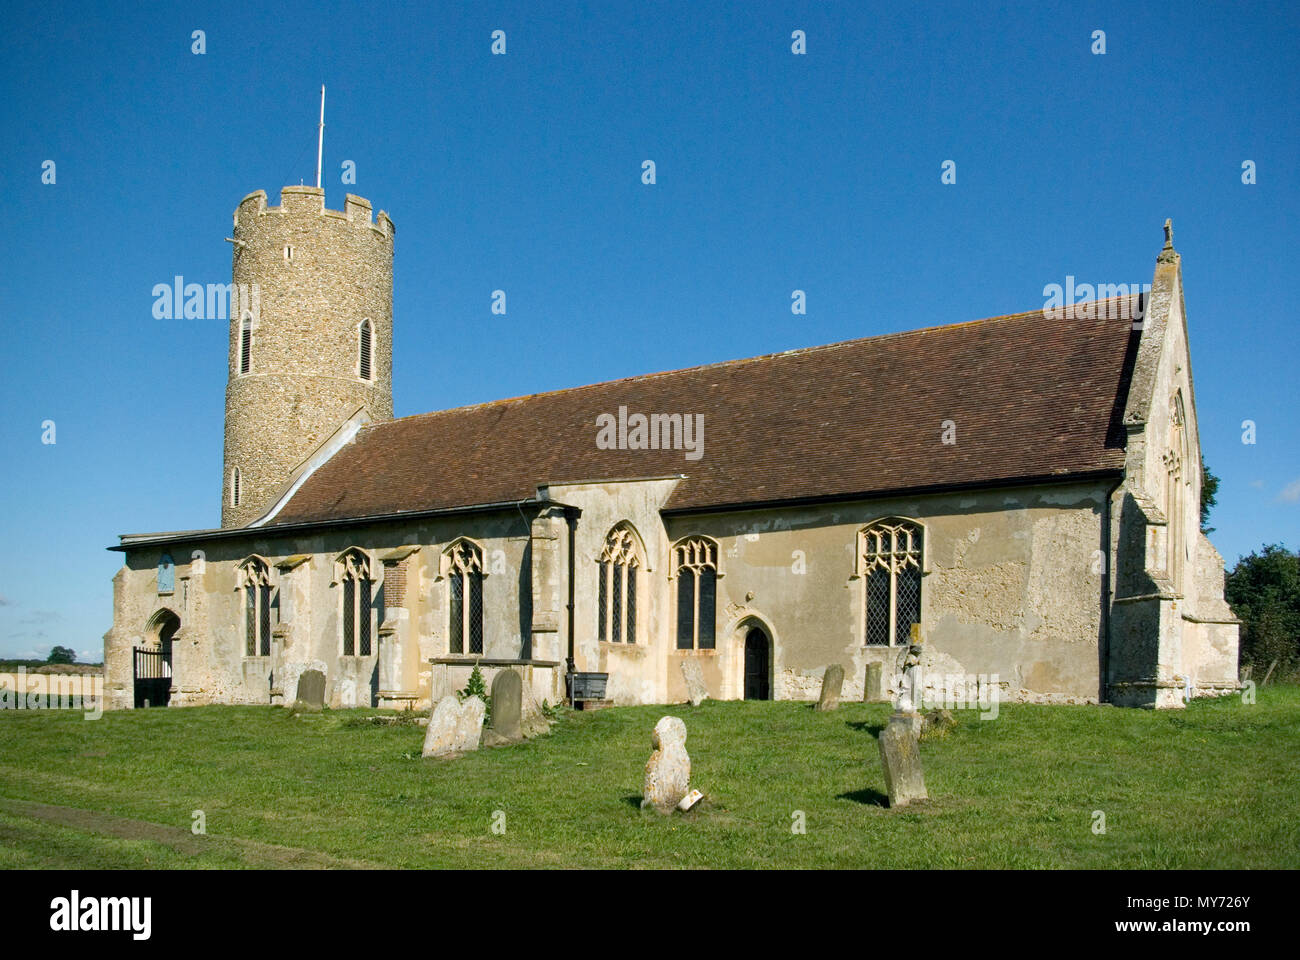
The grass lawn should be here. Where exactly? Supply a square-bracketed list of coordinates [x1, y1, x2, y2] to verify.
[0, 687, 1296, 869]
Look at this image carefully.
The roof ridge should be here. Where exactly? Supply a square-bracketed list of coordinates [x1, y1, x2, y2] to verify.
[370, 294, 1141, 430]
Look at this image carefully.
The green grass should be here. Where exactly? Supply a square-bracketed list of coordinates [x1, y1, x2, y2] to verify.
[1, 688, 1297, 869]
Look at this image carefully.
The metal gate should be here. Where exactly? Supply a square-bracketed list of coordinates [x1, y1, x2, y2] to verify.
[133, 646, 172, 708]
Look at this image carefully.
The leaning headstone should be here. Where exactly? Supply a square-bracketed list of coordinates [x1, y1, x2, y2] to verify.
[295, 669, 326, 709]
[680, 659, 709, 707]
[815, 664, 845, 711]
[865, 662, 886, 702]
[878, 717, 927, 807]
[452, 696, 486, 753]
[642, 716, 691, 814]
[422, 696, 462, 758]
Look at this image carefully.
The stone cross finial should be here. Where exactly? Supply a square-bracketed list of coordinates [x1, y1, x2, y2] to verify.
[1163, 218, 1174, 247]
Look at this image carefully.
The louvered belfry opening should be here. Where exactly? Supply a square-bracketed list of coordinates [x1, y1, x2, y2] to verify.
[359, 320, 372, 381]
[860, 520, 923, 646]
[239, 316, 252, 374]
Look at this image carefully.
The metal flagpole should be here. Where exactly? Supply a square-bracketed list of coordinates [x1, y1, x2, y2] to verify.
[315, 85, 325, 189]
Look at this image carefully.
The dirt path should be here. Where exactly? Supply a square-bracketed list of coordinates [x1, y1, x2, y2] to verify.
[0, 797, 381, 869]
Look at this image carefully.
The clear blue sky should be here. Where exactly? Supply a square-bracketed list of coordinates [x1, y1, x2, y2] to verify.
[1, 0, 1296, 660]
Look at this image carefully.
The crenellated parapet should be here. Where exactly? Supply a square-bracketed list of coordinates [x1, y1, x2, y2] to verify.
[233, 186, 394, 239]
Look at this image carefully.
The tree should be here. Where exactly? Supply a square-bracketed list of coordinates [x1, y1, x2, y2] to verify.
[1225, 544, 1300, 673]
[46, 646, 76, 665]
[1200, 455, 1219, 534]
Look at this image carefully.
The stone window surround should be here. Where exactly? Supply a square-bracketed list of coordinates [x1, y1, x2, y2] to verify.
[850, 516, 928, 648]
[669, 535, 722, 651]
[436, 537, 488, 657]
[236, 555, 274, 658]
[332, 547, 380, 658]
[596, 521, 647, 646]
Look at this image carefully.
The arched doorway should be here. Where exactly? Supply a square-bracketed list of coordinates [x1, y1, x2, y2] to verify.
[135, 610, 178, 708]
[744, 627, 771, 700]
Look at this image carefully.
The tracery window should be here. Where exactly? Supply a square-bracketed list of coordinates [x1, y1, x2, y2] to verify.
[598, 524, 642, 643]
[238, 557, 273, 657]
[673, 537, 718, 650]
[337, 549, 374, 657]
[446, 539, 484, 655]
[859, 519, 923, 646]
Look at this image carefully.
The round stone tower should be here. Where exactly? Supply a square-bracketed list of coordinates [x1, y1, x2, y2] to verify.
[222, 185, 394, 527]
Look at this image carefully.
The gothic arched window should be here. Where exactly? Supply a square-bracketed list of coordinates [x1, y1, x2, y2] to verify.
[238, 557, 273, 657]
[336, 549, 374, 657]
[598, 524, 642, 644]
[673, 536, 718, 650]
[239, 314, 252, 375]
[358, 320, 373, 381]
[858, 519, 924, 646]
[445, 539, 484, 655]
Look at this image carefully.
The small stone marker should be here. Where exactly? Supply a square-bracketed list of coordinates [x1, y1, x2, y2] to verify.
[295, 669, 326, 709]
[677, 789, 703, 812]
[865, 662, 886, 702]
[487, 669, 523, 741]
[642, 716, 691, 814]
[422, 695, 462, 758]
[452, 696, 486, 753]
[878, 716, 927, 808]
[815, 664, 845, 711]
[680, 659, 709, 707]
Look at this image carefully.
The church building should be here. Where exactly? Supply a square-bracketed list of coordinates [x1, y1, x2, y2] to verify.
[103, 186, 1240, 711]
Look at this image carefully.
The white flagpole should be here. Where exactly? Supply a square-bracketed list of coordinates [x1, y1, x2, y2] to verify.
[315, 85, 325, 189]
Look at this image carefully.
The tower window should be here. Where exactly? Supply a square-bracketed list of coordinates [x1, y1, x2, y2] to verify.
[239, 314, 252, 375]
[359, 320, 373, 381]
[283, 244, 294, 263]
[231, 467, 241, 507]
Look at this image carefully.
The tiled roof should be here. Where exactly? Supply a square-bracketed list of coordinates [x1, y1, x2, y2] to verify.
[269, 296, 1141, 525]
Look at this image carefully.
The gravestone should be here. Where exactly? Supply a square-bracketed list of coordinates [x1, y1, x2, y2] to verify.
[865, 662, 886, 702]
[422, 696, 462, 758]
[642, 716, 691, 814]
[815, 664, 845, 711]
[680, 659, 709, 707]
[878, 717, 927, 807]
[452, 696, 486, 753]
[483, 670, 526, 747]
[520, 683, 551, 739]
[295, 669, 326, 709]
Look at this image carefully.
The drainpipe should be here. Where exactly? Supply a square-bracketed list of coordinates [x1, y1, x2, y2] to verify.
[565, 507, 578, 692]
[1101, 478, 1123, 703]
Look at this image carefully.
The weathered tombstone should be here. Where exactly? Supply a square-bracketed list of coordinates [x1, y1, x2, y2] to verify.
[520, 683, 551, 739]
[452, 695, 486, 753]
[815, 664, 845, 711]
[680, 659, 709, 707]
[878, 718, 927, 807]
[642, 716, 691, 814]
[422, 695, 462, 758]
[865, 662, 886, 702]
[488, 670, 523, 741]
[295, 669, 326, 709]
